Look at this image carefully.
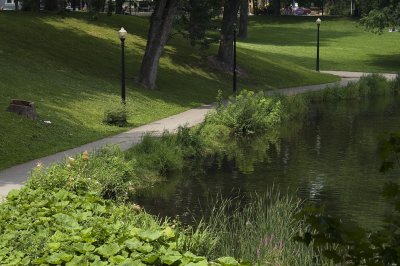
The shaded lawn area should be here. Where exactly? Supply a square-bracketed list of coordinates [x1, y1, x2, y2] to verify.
[1, 13, 394, 170]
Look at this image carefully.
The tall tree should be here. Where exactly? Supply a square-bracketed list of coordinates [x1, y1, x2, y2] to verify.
[14, 0, 19, 10]
[360, 0, 400, 32]
[115, 0, 123, 13]
[138, 0, 179, 90]
[216, 0, 241, 67]
[179, 0, 223, 47]
[272, 0, 281, 16]
[238, 0, 248, 39]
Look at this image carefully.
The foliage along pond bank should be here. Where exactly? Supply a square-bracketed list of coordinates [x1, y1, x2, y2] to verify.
[1, 74, 399, 265]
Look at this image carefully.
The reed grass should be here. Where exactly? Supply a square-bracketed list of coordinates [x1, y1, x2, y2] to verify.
[180, 188, 327, 265]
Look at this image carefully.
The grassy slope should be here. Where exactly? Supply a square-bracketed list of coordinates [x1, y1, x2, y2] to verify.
[242, 16, 400, 74]
[0, 13, 396, 170]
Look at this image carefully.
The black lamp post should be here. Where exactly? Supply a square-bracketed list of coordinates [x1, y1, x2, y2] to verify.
[316, 18, 321, 72]
[118, 27, 127, 105]
[233, 23, 237, 95]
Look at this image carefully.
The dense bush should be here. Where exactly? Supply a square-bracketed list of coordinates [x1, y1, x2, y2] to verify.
[27, 147, 145, 201]
[0, 188, 245, 265]
[129, 133, 185, 176]
[103, 107, 128, 127]
[205, 90, 283, 136]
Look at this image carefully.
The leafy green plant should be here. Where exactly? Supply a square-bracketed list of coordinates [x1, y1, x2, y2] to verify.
[176, 126, 205, 159]
[206, 90, 283, 136]
[27, 146, 142, 201]
[127, 133, 185, 177]
[0, 187, 245, 265]
[103, 106, 128, 127]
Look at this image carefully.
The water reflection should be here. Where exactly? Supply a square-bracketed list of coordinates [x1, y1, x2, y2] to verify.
[135, 97, 400, 229]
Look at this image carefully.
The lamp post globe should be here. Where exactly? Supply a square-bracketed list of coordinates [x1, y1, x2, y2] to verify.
[316, 18, 321, 72]
[118, 27, 127, 40]
[118, 27, 127, 104]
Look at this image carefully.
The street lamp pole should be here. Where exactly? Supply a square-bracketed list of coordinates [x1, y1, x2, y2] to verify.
[233, 23, 237, 95]
[118, 27, 127, 105]
[316, 18, 321, 72]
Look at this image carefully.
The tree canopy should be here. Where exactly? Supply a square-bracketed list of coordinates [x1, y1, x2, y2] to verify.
[360, 0, 400, 33]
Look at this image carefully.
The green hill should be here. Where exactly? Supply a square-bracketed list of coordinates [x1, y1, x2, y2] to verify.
[0, 12, 396, 169]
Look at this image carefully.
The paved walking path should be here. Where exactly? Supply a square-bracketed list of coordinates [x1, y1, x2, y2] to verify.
[0, 71, 396, 197]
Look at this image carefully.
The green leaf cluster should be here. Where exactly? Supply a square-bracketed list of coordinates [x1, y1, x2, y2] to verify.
[206, 90, 283, 136]
[0, 187, 243, 265]
[26, 146, 150, 201]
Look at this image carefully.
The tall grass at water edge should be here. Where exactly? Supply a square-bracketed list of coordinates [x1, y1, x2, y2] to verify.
[270, 74, 400, 123]
[179, 189, 327, 265]
[303, 74, 400, 102]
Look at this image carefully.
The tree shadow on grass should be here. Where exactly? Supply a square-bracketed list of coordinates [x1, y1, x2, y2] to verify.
[1, 12, 232, 119]
[243, 23, 359, 47]
[66, 12, 151, 39]
[366, 54, 400, 73]
[243, 15, 371, 49]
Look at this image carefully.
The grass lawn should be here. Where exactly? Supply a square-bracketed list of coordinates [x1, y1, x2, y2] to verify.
[0, 12, 397, 170]
[242, 16, 400, 74]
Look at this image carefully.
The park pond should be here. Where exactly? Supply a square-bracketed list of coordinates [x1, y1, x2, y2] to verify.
[135, 96, 400, 229]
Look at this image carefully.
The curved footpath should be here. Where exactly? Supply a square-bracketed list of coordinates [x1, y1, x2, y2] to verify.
[0, 71, 396, 198]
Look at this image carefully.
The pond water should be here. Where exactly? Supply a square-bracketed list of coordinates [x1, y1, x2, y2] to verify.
[135, 97, 400, 229]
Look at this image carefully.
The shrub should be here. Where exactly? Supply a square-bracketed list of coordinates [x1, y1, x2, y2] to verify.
[206, 90, 283, 135]
[128, 133, 185, 176]
[0, 188, 159, 264]
[176, 126, 205, 159]
[0, 188, 242, 265]
[27, 146, 138, 201]
[103, 106, 128, 127]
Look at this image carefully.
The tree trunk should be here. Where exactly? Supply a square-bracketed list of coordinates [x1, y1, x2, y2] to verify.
[273, 0, 280, 16]
[216, 0, 241, 66]
[138, 0, 178, 90]
[14, 0, 19, 10]
[44, 0, 57, 10]
[321, 0, 324, 16]
[58, 0, 65, 10]
[115, 0, 123, 13]
[238, 0, 248, 38]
